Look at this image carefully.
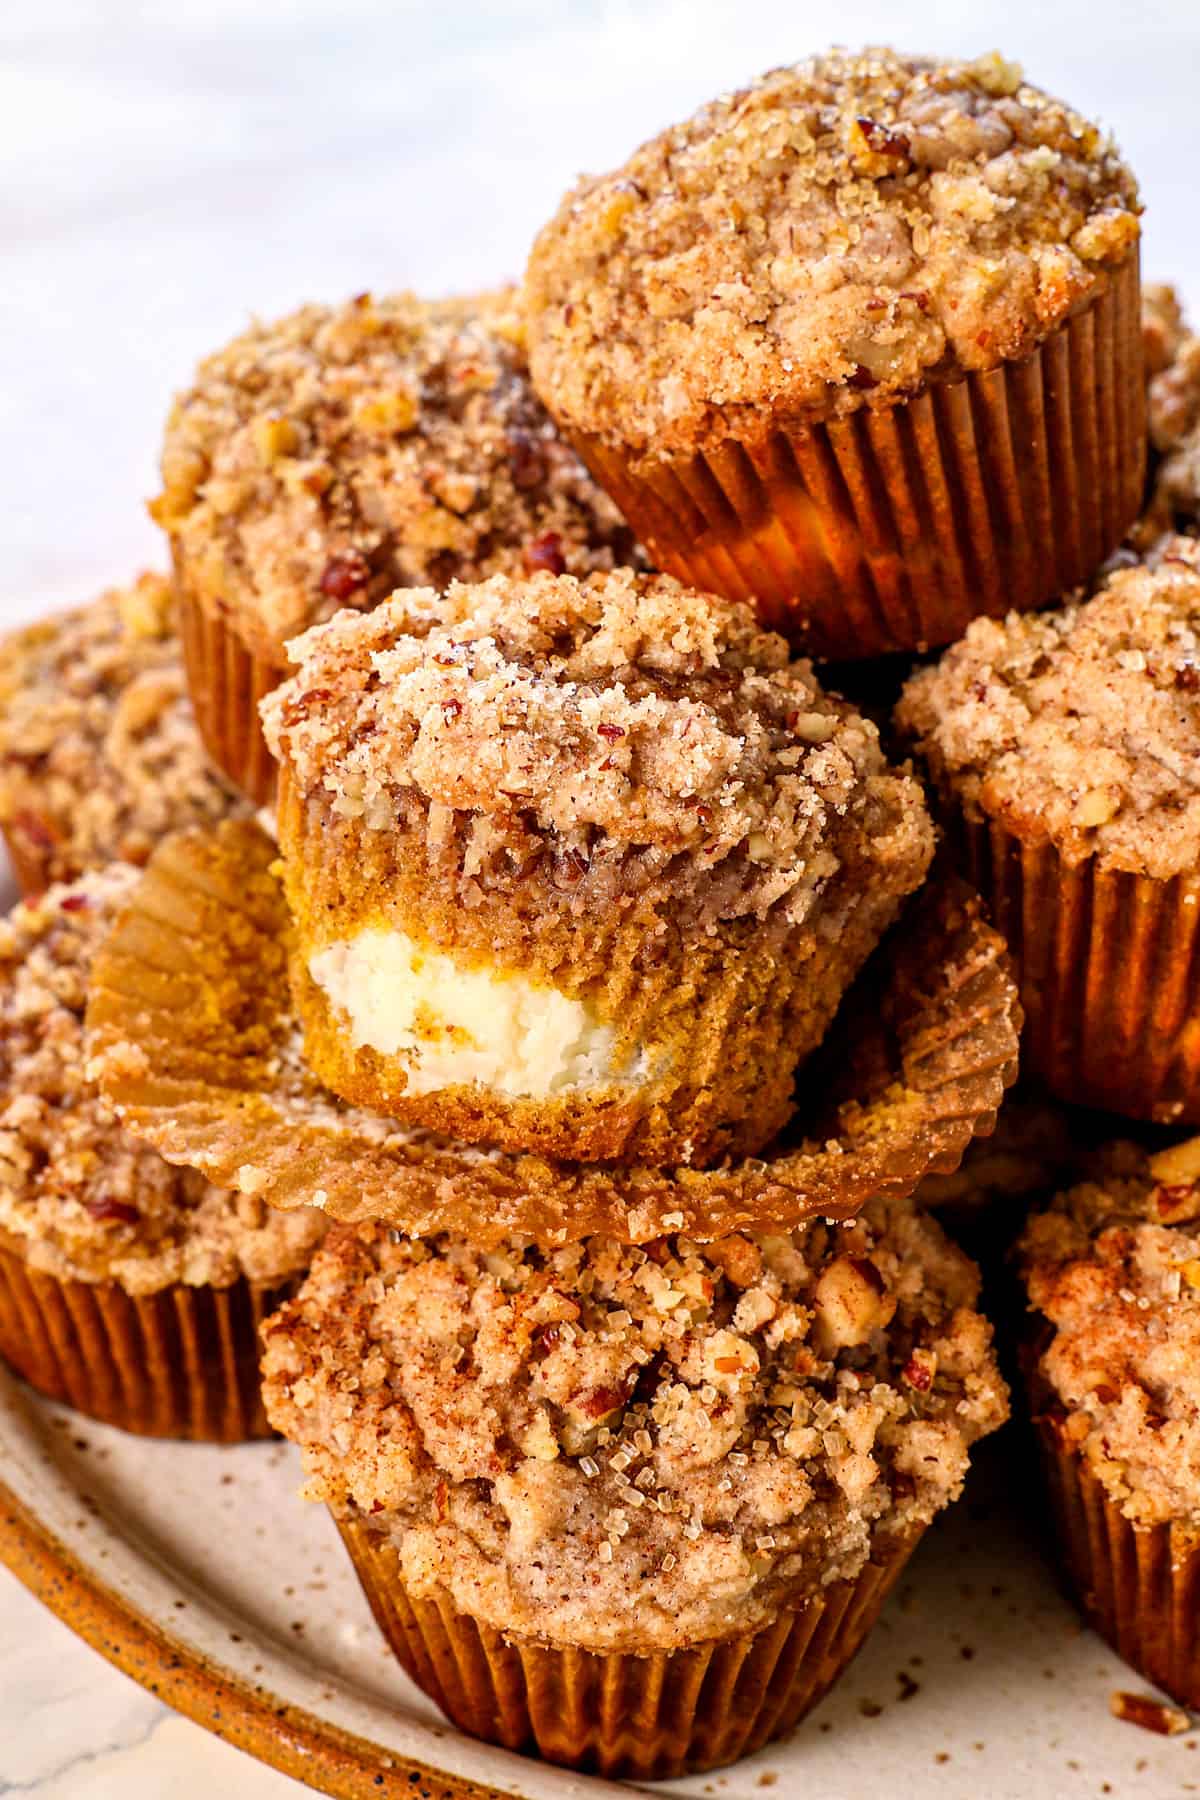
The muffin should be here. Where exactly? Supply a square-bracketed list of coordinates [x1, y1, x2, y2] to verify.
[261, 1198, 1008, 1778]
[260, 569, 934, 1166]
[1018, 1135, 1200, 1707]
[896, 537, 1200, 1122]
[0, 572, 247, 895]
[154, 288, 642, 803]
[525, 48, 1144, 659]
[0, 863, 324, 1437]
[1146, 286, 1200, 531]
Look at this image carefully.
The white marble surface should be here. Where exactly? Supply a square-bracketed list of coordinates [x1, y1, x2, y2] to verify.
[2, 2, 1200, 1794]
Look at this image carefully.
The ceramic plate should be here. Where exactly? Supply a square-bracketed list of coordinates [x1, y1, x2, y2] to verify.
[1, 1362, 1197, 1799]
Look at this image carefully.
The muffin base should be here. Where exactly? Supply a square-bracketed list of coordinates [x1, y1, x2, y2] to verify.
[572, 254, 1144, 659]
[176, 574, 283, 807]
[85, 822, 1021, 1245]
[1035, 1411, 1200, 1708]
[336, 1515, 916, 1780]
[279, 773, 927, 1167]
[0, 1237, 286, 1439]
[956, 812, 1200, 1124]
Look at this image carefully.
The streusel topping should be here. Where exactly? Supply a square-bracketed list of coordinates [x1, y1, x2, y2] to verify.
[1146, 287, 1200, 529]
[154, 289, 642, 654]
[262, 569, 932, 924]
[0, 865, 324, 1293]
[262, 1198, 1006, 1652]
[525, 48, 1140, 458]
[0, 575, 247, 888]
[1019, 1137, 1200, 1527]
[896, 539, 1200, 876]
[1143, 283, 1189, 378]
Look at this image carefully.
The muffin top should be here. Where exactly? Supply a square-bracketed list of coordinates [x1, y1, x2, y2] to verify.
[1143, 283, 1189, 379]
[896, 538, 1200, 877]
[0, 864, 324, 1293]
[0, 574, 247, 889]
[1019, 1136, 1200, 1528]
[153, 289, 642, 655]
[262, 1197, 1006, 1652]
[525, 48, 1139, 460]
[1146, 287, 1200, 529]
[261, 568, 932, 925]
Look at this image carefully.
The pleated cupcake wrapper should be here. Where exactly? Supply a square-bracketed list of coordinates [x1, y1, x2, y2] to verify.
[84, 820, 1020, 1245]
[0, 1235, 287, 1440]
[572, 253, 1144, 660]
[176, 573, 284, 808]
[955, 810, 1200, 1124]
[278, 776, 908, 1167]
[1034, 1411, 1200, 1708]
[336, 1516, 916, 1781]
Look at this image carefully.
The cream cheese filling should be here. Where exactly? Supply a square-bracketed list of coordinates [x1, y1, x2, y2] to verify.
[308, 926, 644, 1099]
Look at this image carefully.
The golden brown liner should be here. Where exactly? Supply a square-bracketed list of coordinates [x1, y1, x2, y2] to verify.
[336, 1515, 916, 1781]
[0, 1234, 287, 1439]
[176, 573, 283, 807]
[1033, 1408, 1200, 1709]
[955, 811, 1200, 1124]
[85, 821, 1020, 1244]
[572, 254, 1144, 660]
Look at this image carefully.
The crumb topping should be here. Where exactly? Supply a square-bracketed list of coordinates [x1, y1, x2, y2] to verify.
[261, 1198, 1007, 1652]
[1146, 286, 1200, 530]
[262, 569, 931, 924]
[0, 866, 324, 1293]
[1142, 283, 1189, 378]
[896, 538, 1200, 876]
[154, 289, 642, 654]
[525, 47, 1140, 458]
[0, 575, 247, 887]
[1019, 1137, 1200, 1527]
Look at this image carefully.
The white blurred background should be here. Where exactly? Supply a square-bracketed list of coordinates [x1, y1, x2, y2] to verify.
[2, 0, 1198, 624]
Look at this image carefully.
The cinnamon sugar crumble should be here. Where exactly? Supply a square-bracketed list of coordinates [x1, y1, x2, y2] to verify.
[0, 575, 247, 888]
[896, 538, 1200, 877]
[1019, 1139, 1200, 1529]
[261, 1198, 1007, 1652]
[154, 289, 642, 654]
[525, 48, 1140, 459]
[0, 866, 324, 1293]
[262, 569, 932, 924]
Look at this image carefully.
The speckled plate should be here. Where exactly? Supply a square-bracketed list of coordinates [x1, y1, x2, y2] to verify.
[2, 1360, 1198, 1800]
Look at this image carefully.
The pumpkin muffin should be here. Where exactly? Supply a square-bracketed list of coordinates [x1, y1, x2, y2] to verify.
[525, 47, 1144, 658]
[0, 863, 324, 1437]
[0, 573, 247, 896]
[1146, 285, 1200, 531]
[896, 537, 1200, 1123]
[1019, 1134, 1200, 1708]
[260, 569, 934, 1166]
[154, 288, 642, 802]
[262, 1196, 1008, 1778]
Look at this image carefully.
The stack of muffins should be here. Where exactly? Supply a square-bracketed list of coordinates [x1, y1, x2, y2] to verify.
[6, 41, 1200, 1780]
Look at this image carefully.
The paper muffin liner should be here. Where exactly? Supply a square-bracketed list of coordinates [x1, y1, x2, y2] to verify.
[277, 774, 924, 1168]
[176, 574, 284, 807]
[85, 820, 1020, 1244]
[0, 1234, 288, 1439]
[1032, 1407, 1200, 1709]
[571, 253, 1144, 660]
[954, 811, 1200, 1124]
[335, 1515, 916, 1780]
